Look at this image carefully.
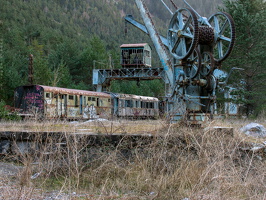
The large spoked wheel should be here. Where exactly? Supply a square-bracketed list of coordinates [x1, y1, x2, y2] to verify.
[208, 12, 235, 62]
[185, 48, 201, 79]
[168, 8, 199, 60]
[200, 52, 215, 77]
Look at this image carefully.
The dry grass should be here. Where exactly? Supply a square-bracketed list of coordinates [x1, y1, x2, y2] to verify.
[0, 119, 164, 135]
[0, 118, 265, 199]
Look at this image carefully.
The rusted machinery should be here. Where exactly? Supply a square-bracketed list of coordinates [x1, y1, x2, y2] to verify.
[125, 0, 236, 123]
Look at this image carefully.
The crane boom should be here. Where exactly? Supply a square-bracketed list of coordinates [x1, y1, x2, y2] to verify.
[134, 0, 174, 86]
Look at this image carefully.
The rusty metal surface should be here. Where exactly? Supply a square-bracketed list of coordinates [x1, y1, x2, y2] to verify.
[120, 43, 148, 48]
[40, 85, 111, 98]
[115, 93, 159, 102]
[135, 0, 173, 86]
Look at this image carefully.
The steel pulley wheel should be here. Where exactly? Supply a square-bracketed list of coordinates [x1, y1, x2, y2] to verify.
[185, 48, 201, 79]
[200, 52, 215, 77]
[208, 12, 236, 62]
[168, 8, 199, 60]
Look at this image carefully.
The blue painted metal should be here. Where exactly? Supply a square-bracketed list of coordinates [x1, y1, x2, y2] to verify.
[93, 67, 166, 92]
[134, 0, 174, 87]
[124, 0, 235, 124]
[93, 0, 236, 124]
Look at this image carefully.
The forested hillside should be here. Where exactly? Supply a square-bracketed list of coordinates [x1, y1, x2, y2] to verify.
[0, 0, 224, 101]
[0, 0, 265, 116]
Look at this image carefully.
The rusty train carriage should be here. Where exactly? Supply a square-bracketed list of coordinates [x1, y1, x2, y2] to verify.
[113, 93, 159, 118]
[14, 85, 112, 119]
[14, 85, 159, 120]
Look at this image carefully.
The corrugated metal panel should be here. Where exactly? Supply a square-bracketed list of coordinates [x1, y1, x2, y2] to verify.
[39, 85, 111, 98]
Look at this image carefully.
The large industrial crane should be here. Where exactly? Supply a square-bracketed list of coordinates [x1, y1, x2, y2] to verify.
[125, 0, 236, 124]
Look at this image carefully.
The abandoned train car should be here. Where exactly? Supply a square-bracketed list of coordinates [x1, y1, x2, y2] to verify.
[14, 85, 159, 120]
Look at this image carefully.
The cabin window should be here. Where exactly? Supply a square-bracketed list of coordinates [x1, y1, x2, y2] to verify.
[108, 99, 111, 102]
[145, 50, 150, 57]
[92, 97, 96, 101]
[69, 95, 74, 100]
[45, 93, 50, 98]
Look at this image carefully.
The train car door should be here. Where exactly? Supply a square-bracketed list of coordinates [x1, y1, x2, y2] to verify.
[112, 96, 119, 116]
[55, 94, 59, 117]
[62, 94, 67, 117]
[79, 95, 83, 115]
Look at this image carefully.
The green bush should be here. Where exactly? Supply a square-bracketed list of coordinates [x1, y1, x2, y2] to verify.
[0, 100, 21, 121]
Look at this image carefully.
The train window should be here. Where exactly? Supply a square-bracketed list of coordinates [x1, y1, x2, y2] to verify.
[96, 98, 103, 107]
[53, 94, 58, 99]
[75, 95, 78, 107]
[132, 100, 136, 108]
[96, 98, 102, 107]
[125, 100, 129, 107]
[83, 96, 86, 105]
[96, 98, 99, 107]
[125, 100, 132, 108]
[119, 99, 125, 107]
[108, 99, 111, 102]
[69, 95, 74, 100]
[45, 93, 50, 98]
[136, 101, 140, 108]
[92, 97, 96, 101]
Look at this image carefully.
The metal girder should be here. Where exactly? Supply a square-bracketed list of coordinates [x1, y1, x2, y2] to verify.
[93, 68, 165, 92]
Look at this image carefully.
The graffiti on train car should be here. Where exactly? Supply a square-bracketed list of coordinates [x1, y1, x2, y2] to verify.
[14, 85, 159, 120]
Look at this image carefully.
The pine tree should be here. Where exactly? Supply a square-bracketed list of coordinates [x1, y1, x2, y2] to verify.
[0, 21, 3, 98]
[222, 0, 266, 116]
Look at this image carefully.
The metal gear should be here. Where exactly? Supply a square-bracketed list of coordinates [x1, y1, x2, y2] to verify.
[200, 51, 215, 77]
[168, 8, 199, 60]
[208, 12, 236, 62]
